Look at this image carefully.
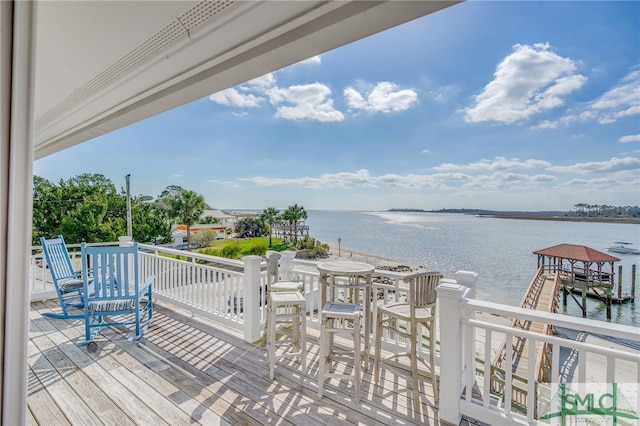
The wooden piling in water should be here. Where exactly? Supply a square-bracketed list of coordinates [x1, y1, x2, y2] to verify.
[632, 264, 636, 299]
[618, 265, 623, 300]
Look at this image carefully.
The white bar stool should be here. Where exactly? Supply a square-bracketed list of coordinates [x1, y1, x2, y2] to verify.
[317, 301, 362, 402]
[264, 251, 307, 380]
[267, 291, 307, 380]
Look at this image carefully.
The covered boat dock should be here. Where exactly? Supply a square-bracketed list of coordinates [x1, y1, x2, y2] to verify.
[533, 244, 630, 319]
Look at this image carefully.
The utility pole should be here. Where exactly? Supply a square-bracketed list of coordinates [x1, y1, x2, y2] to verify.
[125, 174, 132, 238]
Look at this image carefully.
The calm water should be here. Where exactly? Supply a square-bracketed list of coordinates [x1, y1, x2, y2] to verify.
[305, 210, 639, 328]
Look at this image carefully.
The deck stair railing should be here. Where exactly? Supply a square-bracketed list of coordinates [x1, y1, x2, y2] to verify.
[437, 278, 638, 426]
[491, 267, 561, 412]
[534, 272, 561, 384]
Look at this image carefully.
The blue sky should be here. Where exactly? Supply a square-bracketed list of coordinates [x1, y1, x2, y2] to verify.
[34, 1, 640, 212]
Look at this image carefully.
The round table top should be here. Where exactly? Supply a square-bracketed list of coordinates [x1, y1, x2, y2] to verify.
[317, 260, 375, 275]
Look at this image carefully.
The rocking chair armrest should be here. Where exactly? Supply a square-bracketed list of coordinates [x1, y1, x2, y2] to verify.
[137, 276, 154, 296]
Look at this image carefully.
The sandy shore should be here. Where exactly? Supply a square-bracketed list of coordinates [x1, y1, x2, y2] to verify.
[323, 243, 423, 270]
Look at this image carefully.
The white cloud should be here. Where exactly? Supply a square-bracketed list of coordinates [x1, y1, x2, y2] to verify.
[239, 169, 468, 190]
[584, 69, 640, 124]
[547, 156, 640, 174]
[208, 87, 265, 108]
[266, 83, 344, 122]
[295, 55, 321, 66]
[433, 156, 551, 171]
[235, 168, 565, 193]
[421, 149, 431, 155]
[555, 68, 640, 127]
[209, 70, 343, 122]
[620, 134, 640, 143]
[429, 85, 460, 103]
[209, 69, 418, 122]
[246, 73, 277, 90]
[555, 176, 632, 190]
[344, 81, 418, 113]
[464, 43, 586, 124]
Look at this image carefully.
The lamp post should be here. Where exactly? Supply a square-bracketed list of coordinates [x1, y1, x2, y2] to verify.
[125, 174, 132, 238]
[338, 238, 341, 257]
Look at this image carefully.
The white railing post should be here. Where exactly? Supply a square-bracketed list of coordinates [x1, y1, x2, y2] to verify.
[242, 255, 263, 343]
[118, 236, 133, 247]
[279, 250, 297, 280]
[455, 270, 479, 371]
[454, 270, 478, 299]
[437, 279, 466, 425]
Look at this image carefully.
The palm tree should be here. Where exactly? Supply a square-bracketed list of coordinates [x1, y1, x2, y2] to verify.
[282, 204, 307, 244]
[158, 185, 206, 251]
[260, 207, 280, 247]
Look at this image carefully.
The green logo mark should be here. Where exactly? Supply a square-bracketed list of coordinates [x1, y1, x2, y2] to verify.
[540, 383, 638, 425]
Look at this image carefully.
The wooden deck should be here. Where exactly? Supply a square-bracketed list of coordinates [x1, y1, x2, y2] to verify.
[28, 300, 443, 425]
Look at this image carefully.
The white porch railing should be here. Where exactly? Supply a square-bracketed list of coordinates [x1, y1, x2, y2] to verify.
[29, 240, 461, 351]
[437, 281, 640, 426]
[29, 240, 639, 425]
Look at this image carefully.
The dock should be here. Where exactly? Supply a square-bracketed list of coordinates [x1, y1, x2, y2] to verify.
[566, 285, 634, 304]
[493, 268, 560, 384]
[489, 243, 637, 412]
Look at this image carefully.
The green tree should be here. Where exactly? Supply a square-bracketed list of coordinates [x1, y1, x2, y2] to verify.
[33, 173, 126, 244]
[260, 207, 280, 247]
[282, 204, 307, 243]
[200, 215, 219, 224]
[32, 176, 63, 243]
[131, 195, 172, 243]
[235, 217, 267, 238]
[158, 185, 206, 250]
[191, 230, 219, 248]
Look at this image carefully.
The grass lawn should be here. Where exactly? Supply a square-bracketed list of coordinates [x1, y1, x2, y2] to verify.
[198, 237, 290, 259]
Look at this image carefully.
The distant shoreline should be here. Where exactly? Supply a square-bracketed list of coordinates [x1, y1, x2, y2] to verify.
[387, 208, 640, 225]
[475, 213, 640, 225]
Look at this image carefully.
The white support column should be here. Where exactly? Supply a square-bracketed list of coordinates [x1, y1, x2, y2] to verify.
[0, 1, 36, 424]
[242, 255, 263, 343]
[437, 279, 466, 425]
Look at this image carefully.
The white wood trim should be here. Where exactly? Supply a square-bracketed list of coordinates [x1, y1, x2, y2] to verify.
[2, 1, 36, 424]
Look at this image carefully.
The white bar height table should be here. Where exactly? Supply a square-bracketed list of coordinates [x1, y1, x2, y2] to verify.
[317, 260, 375, 371]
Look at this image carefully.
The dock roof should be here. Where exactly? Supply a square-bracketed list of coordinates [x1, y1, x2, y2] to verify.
[533, 244, 620, 262]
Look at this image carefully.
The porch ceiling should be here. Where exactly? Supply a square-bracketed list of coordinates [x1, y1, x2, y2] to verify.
[33, 0, 459, 160]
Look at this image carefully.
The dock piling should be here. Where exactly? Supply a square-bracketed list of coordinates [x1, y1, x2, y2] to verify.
[618, 265, 623, 300]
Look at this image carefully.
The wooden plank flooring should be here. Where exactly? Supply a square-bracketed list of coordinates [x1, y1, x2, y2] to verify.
[28, 300, 443, 425]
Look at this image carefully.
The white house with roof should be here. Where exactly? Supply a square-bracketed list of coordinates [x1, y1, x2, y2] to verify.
[202, 209, 236, 228]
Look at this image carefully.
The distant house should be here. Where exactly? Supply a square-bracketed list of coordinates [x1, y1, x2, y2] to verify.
[202, 209, 236, 227]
